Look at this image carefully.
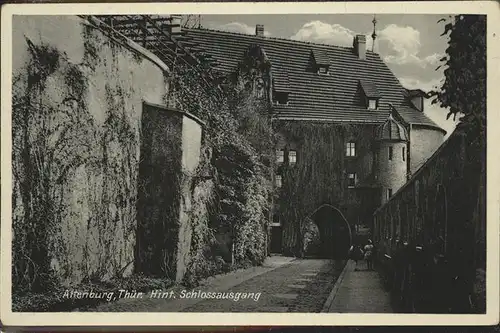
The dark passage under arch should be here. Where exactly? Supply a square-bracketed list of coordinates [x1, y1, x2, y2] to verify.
[309, 204, 352, 259]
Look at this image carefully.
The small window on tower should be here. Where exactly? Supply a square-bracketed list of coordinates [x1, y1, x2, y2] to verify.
[347, 173, 357, 188]
[388, 146, 393, 161]
[289, 150, 297, 164]
[276, 149, 285, 163]
[275, 175, 282, 188]
[387, 188, 393, 200]
[346, 142, 356, 157]
[402, 146, 406, 161]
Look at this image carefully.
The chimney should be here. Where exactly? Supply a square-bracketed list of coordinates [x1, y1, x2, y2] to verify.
[169, 15, 182, 35]
[353, 34, 366, 60]
[255, 24, 264, 37]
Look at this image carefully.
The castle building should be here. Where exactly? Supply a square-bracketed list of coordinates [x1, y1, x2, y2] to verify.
[184, 24, 446, 257]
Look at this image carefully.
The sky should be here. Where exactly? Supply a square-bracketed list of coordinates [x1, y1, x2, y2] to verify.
[194, 14, 459, 136]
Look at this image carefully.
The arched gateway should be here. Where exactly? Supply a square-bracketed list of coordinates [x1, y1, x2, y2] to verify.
[308, 204, 352, 259]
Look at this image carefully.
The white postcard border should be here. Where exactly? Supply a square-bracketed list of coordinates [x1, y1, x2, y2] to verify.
[1, 1, 499, 327]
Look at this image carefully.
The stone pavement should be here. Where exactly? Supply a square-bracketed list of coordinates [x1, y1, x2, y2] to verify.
[185, 258, 345, 312]
[325, 259, 393, 313]
[83, 256, 344, 312]
[86, 255, 295, 312]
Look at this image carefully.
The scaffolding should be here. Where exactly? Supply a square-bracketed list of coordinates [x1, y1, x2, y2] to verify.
[80, 14, 224, 100]
[82, 15, 219, 71]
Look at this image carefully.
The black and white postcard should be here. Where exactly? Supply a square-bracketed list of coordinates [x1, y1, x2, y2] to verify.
[1, 1, 498, 327]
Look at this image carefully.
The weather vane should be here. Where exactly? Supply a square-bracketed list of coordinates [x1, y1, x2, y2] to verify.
[371, 14, 378, 52]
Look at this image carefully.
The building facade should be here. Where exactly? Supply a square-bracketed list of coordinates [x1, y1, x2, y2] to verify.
[185, 24, 446, 257]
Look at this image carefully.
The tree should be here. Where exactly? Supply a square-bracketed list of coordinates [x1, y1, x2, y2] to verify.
[429, 15, 486, 313]
[430, 15, 486, 139]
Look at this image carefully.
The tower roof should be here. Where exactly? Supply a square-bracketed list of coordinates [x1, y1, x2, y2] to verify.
[375, 113, 409, 141]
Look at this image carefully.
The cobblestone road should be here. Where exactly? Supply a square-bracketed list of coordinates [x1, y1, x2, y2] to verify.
[184, 258, 346, 312]
[84, 257, 345, 312]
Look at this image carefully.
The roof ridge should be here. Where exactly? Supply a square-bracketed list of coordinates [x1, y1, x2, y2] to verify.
[185, 27, 380, 56]
[184, 27, 445, 132]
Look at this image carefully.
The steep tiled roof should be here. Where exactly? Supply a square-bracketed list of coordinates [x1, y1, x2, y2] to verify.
[273, 65, 290, 92]
[185, 28, 444, 131]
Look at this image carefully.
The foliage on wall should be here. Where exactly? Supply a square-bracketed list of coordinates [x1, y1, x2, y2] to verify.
[13, 18, 276, 300]
[302, 218, 320, 256]
[13, 38, 94, 292]
[165, 49, 274, 285]
[12, 22, 153, 295]
[274, 121, 372, 257]
[429, 14, 486, 268]
[429, 15, 486, 312]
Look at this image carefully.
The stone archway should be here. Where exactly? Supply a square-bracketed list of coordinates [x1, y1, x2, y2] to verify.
[308, 204, 352, 259]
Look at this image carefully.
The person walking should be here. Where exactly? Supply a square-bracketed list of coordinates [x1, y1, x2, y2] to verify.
[348, 243, 364, 271]
[364, 239, 374, 271]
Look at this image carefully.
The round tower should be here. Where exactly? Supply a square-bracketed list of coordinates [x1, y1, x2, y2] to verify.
[374, 113, 409, 205]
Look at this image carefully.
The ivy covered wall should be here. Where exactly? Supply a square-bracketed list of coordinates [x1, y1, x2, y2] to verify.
[12, 16, 275, 296]
[12, 16, 169, 292]
[148, 44, 274, 285]
[273, 121, 379, 257]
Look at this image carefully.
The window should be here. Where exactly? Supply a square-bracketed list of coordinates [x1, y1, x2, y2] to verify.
[346, 142, 356, 157]
[318, 66, 329, 75]
[387, 188, 393, 200]
[289, 150, 297, 164]
[276, 149, 284, 163]
[347, 173, 357, 188]
[255, 78, 265, 98]
[368, 99, 377, 110]
[271, 214, 280, 227]
[275, 175, 282, 188]
[274, 92, 289, 105]
[388, 146, 393, 160]
[402, 146, 406, 161]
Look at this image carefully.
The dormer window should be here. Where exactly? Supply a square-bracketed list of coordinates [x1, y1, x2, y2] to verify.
[317, 66, 329, 75]
[272, 67, 290, 104]
[310, 49, 330, 75]
[274, 91, 289, 105]
[405, 89, 426, 112]
[359, 80, 381, 110]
